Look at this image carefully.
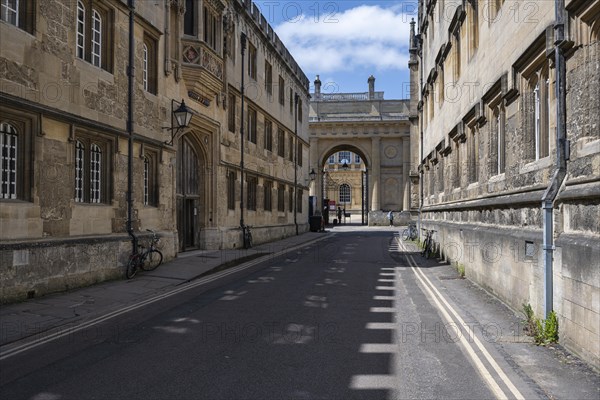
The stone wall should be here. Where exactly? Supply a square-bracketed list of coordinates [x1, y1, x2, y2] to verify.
[0, 232, 177, 304]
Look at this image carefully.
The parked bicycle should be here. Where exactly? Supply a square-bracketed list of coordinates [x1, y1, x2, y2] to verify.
[421, 228, 437, 259]
[126, 229, 163, 279]
[402, 222, 418, 241]
[242, 224, 253, 249]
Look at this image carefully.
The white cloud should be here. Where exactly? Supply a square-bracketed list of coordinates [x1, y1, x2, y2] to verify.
[273, 4, 412, 74]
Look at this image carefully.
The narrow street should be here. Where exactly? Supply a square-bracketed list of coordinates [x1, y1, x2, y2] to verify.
[0, 228, 597, 400]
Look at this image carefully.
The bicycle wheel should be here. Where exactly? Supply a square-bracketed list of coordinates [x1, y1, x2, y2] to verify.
[126, 254, 141, 279]
[246, 231, 253, 249]
[411, 228, 418, 240]
[421, 238, 430, 257]
[402, 229, 410, 241]
[142, 249, 163, 271]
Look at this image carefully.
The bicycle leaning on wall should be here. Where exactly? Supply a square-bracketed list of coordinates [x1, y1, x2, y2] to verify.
[126, 229, 163, 279]
[242, 224, 253, 249]
[421, 228, 437, 259]
[402, 222, 418, 241]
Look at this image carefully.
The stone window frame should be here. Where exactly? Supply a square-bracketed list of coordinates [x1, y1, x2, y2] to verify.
[142, 34, 158, 95]
[0, 0, 35, 34]
[483, 78, 507, 177]
[526, 63, 552, 161]
[247, 106, 257, 144]
[263, 180, 273, 212]
[143, 148, 159, 207]
[183, 0, 196, 36]
[227, 170, 236, 210]
[467, 125, 479, 184]
[277, 183, 285, 212]
[265, 60, 273, 96]
[437, 64, 445, 106]
[246, 175, 257, 211]
[296, 188, 303, 213]
[73, 130, 114, 204]
[288, 185, 293, 213]
[203, 4, 220, 53]
[228, 92, 236, 133]
[278, 75, 285, 106]
[339, 183, 351, 204]
[0, 122, 18, 199]
[76, 0, 114, 73]
[248, 41, 257, 81]
[0, 106, 36, 202]
[466, 0, 479, 60]
[297, 98, 303, 122]
[452, 31, 461, 82]
[297, 141, 303, 167]
[264, 119, 273, 151]
[277, 127, 285, 158]
[288, 134, 294, 162]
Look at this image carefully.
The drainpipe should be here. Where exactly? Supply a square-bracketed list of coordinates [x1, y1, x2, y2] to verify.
[240, 33, 246, 240]
[294, 93, 299, 235]
[416, 33, 424, 241]
[126, 0, 137, 253]
[542, 0, 568, 319]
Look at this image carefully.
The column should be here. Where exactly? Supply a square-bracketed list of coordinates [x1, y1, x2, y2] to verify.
[403, 136, 410, 210]
[370, 136, 381, 211]
[309, 138, 321, 205]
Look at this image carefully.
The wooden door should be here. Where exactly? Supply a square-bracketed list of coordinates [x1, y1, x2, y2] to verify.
[177, 137, 202, 251]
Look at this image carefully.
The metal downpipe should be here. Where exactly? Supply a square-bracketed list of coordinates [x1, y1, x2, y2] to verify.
[542, 0, 568, 319]
[126, 0, 137, 253]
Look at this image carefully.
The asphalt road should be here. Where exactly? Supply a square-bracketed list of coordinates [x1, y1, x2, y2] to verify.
[1, 230, 542, 399]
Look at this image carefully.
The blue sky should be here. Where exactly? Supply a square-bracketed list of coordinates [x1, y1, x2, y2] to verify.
[254, 1, 418, 100]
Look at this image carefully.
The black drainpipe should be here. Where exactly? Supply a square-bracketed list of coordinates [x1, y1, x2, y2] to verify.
[126, 0, 137, 253]
[542, 0, 569, 319]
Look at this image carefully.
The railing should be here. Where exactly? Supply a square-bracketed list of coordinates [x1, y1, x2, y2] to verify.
[313, 92, 385, 101]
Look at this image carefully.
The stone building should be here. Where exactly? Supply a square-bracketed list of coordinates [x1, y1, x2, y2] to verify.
[0, 0, 309, 303]
[309, 75, 416, 226]
[411, 0, 599, 367]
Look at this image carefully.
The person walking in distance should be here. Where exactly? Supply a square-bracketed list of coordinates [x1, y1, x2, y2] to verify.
[337, 206, 342, 224]
[388, 210, 394, 226]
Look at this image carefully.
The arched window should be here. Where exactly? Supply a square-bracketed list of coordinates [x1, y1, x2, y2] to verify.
[92, 10, 102, 67]
[90, 143, 102, 203]
[75, 140, 85, 202]
[339, 184, 351, 204]
[1, 122, 18, 199]
[143, 156, 150, 205]
[77, 1, 85, 59]
[142, 43, 148, 91]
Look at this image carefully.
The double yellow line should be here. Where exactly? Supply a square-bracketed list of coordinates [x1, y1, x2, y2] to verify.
[398, 239, 525, 400]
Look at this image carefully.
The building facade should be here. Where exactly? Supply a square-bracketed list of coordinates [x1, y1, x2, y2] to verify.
[411, 0, 599, 367]
[309, 76, 416, 226]
[0, 0, 310, 303]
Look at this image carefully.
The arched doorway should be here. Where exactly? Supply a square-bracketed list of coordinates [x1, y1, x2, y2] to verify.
[318, 145, 371, 225]
[176, 134, 207, 251]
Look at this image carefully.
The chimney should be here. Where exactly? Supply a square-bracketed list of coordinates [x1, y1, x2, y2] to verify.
[314, 75, 322, 99]
[368, 75, 375, 100]
[410, 18, 416, 50]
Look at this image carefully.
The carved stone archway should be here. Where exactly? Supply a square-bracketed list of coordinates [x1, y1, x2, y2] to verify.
[308, 90, 413, 224]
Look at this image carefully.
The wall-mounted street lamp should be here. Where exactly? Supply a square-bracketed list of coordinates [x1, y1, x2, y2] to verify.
[164, 99, 194, 145]
[341, 160, 349, 170]
[309, 168, 316, 181]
